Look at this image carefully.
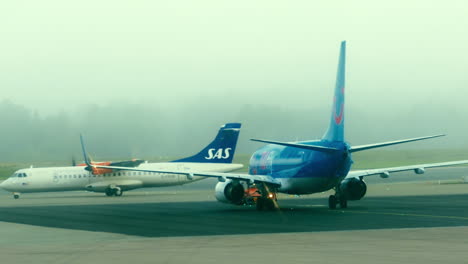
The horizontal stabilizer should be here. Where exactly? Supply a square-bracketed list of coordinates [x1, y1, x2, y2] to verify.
[350, 134, 445, 153]
[250, 139, 340, 153]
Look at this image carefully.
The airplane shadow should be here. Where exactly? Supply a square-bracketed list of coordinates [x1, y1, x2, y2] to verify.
[0, 193, 468, 237]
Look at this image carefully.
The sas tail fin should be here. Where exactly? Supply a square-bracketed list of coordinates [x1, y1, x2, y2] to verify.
[322, 41, 346, 142]
[172, 123, 241, 163]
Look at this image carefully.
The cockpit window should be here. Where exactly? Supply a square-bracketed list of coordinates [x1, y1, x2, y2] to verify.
[11, 172, 28, 178]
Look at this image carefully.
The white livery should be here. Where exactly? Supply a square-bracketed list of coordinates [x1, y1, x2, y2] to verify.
[0, 123, 243, 199]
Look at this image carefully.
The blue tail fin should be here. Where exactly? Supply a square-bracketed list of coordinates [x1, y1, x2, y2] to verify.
[322, 41, 346, 142]
[172, 123, 241, 163]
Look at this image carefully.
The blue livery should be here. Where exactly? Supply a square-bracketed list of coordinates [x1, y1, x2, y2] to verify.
[243, 41, 450, 209]
[172, 123, 241, 163]
[249, 41, 351, 194]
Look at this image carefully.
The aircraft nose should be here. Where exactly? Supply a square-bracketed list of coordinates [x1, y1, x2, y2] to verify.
[0, 180, 9, 190]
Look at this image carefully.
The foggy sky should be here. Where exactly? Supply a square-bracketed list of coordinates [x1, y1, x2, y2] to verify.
[0, 1, 467, 160]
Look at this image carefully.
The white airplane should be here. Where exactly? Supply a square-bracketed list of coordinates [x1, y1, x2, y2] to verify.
[0, 123, 243, 199]
[85, 41, 468, 210]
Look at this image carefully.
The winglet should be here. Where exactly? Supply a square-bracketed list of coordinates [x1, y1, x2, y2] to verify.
[322, 41, 346, 142]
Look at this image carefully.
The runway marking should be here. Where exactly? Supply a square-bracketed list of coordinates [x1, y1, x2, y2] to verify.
[332, 210, 468, 221]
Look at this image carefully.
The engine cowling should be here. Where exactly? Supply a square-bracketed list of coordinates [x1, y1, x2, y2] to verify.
[340, 178, 367, 201]
[215, 180, 245, 205]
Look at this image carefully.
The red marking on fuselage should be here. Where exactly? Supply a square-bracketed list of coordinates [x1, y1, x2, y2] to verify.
[260, 151, 270, 170]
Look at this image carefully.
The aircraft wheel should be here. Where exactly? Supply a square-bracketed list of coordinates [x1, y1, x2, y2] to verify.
[339, 198, 348, 209]
[265, 198, 276, 210]
[328, 195, 337, 209]
[105, 189, 114, 197]
[256, 198, 265, 211]
[114, 188, 123, 197]
[13, 194, 20, 199]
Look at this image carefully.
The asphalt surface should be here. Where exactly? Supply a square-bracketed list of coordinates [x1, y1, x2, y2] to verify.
[1, 191, 468, 237]
[0, 167, 467, 263]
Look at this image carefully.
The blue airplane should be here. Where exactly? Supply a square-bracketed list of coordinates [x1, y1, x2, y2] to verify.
[89, 41, 468, 210]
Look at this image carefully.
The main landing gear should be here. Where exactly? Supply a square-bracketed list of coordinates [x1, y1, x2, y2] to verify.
[328, 189, 347, 209]
[13, 193, 20, 199]
[256, 196, 276, 211]
[105, 187, 123, 197]
[255, 184, 278, 211]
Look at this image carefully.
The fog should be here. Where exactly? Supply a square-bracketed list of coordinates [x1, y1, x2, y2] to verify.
[0, 1, 467, 162]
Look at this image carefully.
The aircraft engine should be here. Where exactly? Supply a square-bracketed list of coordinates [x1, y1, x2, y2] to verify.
[339, 178, 367, 201]
[215, 180, 245, 205]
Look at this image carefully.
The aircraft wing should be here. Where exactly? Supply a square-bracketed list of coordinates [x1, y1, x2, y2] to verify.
[90, 164, 282, 186]
[346, 160, 468, 179]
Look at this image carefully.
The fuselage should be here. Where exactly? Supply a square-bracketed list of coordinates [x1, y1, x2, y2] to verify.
[249, 140, 353, 194]
[0, 162, 242, 193]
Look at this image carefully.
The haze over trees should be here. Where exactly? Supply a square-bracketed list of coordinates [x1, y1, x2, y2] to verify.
[0, 99, 465, 163]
